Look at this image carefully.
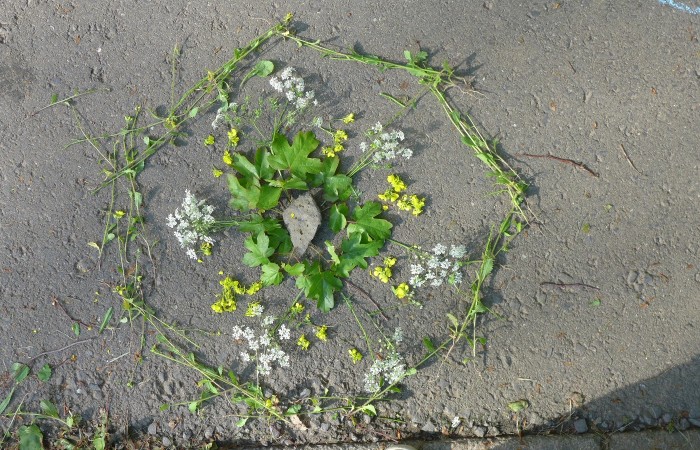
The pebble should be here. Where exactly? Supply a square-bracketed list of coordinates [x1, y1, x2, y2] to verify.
[678, 418, 690, 430]
[421, 420, 437, 433]
[320, 423, 330, 432]
[661, 413, 672, 424]
[472, 426, 487, 437]
[688, 418, 700, 427]
[162, 436, 172, 447]
[203, 427, 213, 439]
[574, 419, 588, 433]
[148, 423, 158, 435]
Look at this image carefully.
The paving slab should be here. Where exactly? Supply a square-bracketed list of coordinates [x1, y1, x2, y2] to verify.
[608, 430, 700, 450]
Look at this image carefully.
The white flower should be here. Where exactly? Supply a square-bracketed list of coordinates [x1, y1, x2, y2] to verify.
[311, 117, 323, 128]
[240, 352, 251, 363]
[186, 248, 197, 260]
[452, 416, 461, 428]
[432, 243, 447, 256]
[449, 245, 467, 259]
[262, 315, 275, 327]
[278, 324, 290, 340]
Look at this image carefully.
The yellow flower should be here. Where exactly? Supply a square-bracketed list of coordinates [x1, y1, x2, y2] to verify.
[223, 150, 233, 166]
[378, 189, 399, 203]
[228, 128, 240, 147]
[321, 146, 336, 158]
[396, 195, 412, 211]
[372, 266, 392, 283]
[410, 195, 426, 216]
[348, 348, 363, 363]
[291, 302, 305, 315]
[297, 334, 310, 350]
[204, 134, 215, 146]
[200, 242, 212, 256]
[207, 70, 216, 82]
[383, 256, 397, 268]
[315, 325, 328, 341]
[212, 167, 224, 178]
[387, 174, 407, 193]
[392, 283, 410, 299]
[333, 129, 348, 144]
[341, 113, 355, 124]
[245, 281, 263, 295]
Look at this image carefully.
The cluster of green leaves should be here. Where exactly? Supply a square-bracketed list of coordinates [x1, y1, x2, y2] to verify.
[225, 129, 392, 312]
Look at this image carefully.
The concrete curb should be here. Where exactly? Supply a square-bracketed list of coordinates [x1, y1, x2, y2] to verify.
[242, 429, 700, 449]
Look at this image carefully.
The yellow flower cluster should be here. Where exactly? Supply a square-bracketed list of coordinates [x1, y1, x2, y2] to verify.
[228, 128, 240, 147]
[211, 276, 263, 313]
[290, 301, 305, 316]
[341, 113, 355, 124]
[348, 348, 363, 363]
[378, 174, 425, 216]
[297, 334, 311, 350]
[372, 256, 397, 283]
[223, 150, 233, 166]
[322, 128, 349, 158]
[315, 325, 328, 341]
[392, 282, 410, 299]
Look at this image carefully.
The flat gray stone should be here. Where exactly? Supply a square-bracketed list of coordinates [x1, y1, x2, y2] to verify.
[574, 418, 589, 433]
[283, 192, 321, 255]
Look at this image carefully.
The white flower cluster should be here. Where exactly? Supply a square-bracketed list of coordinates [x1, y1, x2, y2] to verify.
[166, 190, 216, 259]
[359, 122, 413, 163]
[269, 67, 316, 110]
[232, 320, 291, 376]
[363, 350, 408, 393]
[409, 243, 467, 288]
[363, 327, 407, 393]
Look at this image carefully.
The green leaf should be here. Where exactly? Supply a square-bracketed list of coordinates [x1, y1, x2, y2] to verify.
[18, 424, 43, 450]
[40, 399, 59, 418]
[347, 202, 392, 242]
[508, 399, 530, 412]
[422, 337, 436, 353]
[323, 174, 353, 202]
[188, 401, 198, 414]
[282, 262, 305, 276]
[261, 262, 283, 286]
[285, 404, 302, 415]
[446, 313, 460, 328]
[227, 173, 260, 212]
[159, 404, 170, 411]
[325, 241, 341, 266]
[329, 203, 348, 233]
[242, 232, 273, 267]
[335, 233, 382, 277]
[478, 258, 494, 281]
[300, 262, 342, 312]
[99, 307, 113, 334]
[269, 131, 323, 179]
[241, 60, 275, 87]
[50, 93, 58, 104]
[11, 363, 29, 383]
[72, 323, 80, 336]
[257, 184, 282, 211]
[188, 107, 199, 118]
[358, 404, 377, 416]
[235, 417, 248, 427]
[37, 364, 52, 382]
[0, 386, 15, 415]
